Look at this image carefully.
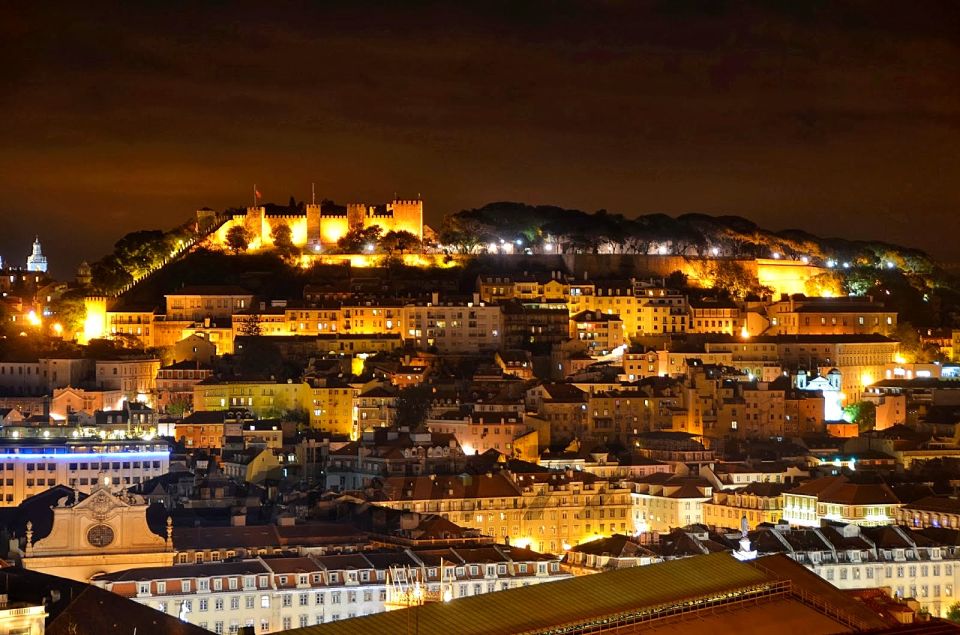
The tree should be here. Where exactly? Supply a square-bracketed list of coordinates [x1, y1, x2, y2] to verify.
[394, 385, 433, 431]
[665, 270, 689, 290]
[238, 313, 263, 337]
[226, 225, 251, 254]
[843, 401, 877, 432]
[271, 223, 299, 260]
[947, 602, 960, 623]
[90, 255, 134, 294]
[336, 225, 383, 253]
[380, 230, 421, 255]
[50, 290, 88, 334]
[165, 395, 192, 418]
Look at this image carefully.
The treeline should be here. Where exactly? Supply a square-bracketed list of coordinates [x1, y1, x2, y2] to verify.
[439, 202, 937, 275]
[90, 224, 197, 294]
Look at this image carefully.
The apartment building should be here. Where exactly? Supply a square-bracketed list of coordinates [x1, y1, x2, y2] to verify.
[93, 547, 569, 633]
[0, 438, 170, 505]
[403, 294, 502, 353]
[376, 471, 633, 554]
[782, 475, 901, 527]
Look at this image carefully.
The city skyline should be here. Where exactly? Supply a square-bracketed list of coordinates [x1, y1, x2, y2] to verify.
[3, 1, 959, 274]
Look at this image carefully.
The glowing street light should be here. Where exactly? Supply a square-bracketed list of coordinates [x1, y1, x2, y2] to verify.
[52, 322, 63, 336]
[364, 243, 375, 253]
[26, 310, 41, 327]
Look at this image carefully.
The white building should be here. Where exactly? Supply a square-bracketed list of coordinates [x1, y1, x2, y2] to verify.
[403, 294, 502, 353]
[94, 546, 569, 633]
[26, 237, 47, 273]
[0, 438, 171, 506]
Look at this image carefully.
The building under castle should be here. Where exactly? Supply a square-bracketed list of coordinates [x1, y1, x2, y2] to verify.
[205, 198, 424, 251]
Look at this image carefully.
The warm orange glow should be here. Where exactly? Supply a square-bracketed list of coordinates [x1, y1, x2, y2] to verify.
[80, 297, 107, 344]
[26, 310, 41, 326]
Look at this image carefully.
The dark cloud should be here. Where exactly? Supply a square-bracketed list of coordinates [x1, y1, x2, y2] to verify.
[1, 1, 958, 275]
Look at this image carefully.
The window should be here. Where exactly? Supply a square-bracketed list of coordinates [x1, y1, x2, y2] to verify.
[260, 595, 270, 608]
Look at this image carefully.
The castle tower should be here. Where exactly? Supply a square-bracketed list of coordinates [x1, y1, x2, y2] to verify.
[388, 198, 424, 239]
[244, 206, 266, 246]
[346, 203, 367, 230]
[26, 236, 48, 273]
[306, 203, 322, 250]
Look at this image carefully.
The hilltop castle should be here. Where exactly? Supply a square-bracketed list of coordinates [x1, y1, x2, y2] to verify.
[204, 198, 423, 251]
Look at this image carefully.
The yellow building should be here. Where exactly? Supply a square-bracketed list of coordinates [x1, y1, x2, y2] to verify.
[106, 310, 156, 347]
[305, 381, 357, 436]
[701, 483, 787, 530]
[192, 379, 305, 418]
[377, 471, 633, 554]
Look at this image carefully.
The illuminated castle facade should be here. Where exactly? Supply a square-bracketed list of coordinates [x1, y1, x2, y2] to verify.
[212, 198, 423, 251]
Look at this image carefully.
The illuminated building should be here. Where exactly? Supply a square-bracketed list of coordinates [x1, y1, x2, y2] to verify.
[897, 496, 960, 530]
[688, 297, 742, 335]
[354, 383, 397, 429]
[476, 272, 570, 304]
[164, 286, 254, 322]
[566, 279, 640, 336]
[174, 409, 254, 451]
[0, 438, 171, 506]
[425, 411, 535, 459]
[305, 379, 358, 436]
[325, 429, 465, 490]
[621, 350, 733, 380]
[636, 286, 689, 335]
[155, 360, 214, 414]
[211, 198, 424, 254]
[493, 350, 534, 380]
[22, 482, 174, 581]
[626, 473, 713, 533]
[403, 294, 502, 354]
[701, 482, 789, 531]
[765, 296, 897, 336]
[375, 471, 634, 554]
[781, 475, 901, 527]
[706, 334, 899, 402]
[94, 358, 161, 403]
[93, 545, 564, 633]
[25, 237, 47, 273]
[569, 310, 624, 356]
[106, 309, 156, 347]
[524, 383, 587, 442]
[0, 593, 45, 634]
[80, 296, 107, 344]
[50, 386, 126, 419]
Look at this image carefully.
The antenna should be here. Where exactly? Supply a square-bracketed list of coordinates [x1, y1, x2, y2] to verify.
[311, 183, 316, 205]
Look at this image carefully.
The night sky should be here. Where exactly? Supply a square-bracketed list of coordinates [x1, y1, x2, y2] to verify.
[2, 1, 958, 276]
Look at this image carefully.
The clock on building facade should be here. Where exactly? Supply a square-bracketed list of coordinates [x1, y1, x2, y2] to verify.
[87, 524, 115, 548]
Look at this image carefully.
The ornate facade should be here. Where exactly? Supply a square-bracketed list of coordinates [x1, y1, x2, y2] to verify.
[22, 484, 173, 581]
